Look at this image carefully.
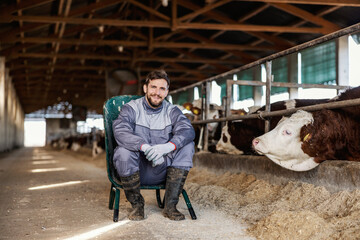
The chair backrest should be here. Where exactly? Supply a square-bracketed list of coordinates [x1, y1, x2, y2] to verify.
[103, 95, 142, 185]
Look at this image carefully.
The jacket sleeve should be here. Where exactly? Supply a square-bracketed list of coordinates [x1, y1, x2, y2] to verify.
[169, 106, 195, 149]
[112, 104, 146, 151]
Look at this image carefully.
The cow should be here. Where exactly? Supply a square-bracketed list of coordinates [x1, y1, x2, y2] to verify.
[92, 130, 106, 158]
[252, 108, 360, 171]
[50, 134, 91, 151]
[252, 86, 360, 171]
[230, 109, 247, 116]
[69, 134, 90, 151]
[329, 85, 360, 119]
[216, 98, 329, 155]
[181, 100, 222, 151]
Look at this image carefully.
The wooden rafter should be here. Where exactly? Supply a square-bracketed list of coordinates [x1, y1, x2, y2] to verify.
[2, 15, 329, 34]
[1, 0, 359, 114]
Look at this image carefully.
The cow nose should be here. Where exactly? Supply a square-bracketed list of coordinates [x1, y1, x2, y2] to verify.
[252, 138, 259, 146]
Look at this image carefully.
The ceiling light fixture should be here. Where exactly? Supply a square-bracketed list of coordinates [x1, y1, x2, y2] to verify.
[98, 25, 104, 33]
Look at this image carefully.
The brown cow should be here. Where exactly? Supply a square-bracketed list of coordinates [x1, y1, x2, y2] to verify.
[253, 109, 360, 171]
[252, 85, 360, 171]
[216, 98, 329, 155]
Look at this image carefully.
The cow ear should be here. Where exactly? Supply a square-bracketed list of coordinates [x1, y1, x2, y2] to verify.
[277, 116, 288, 126]
[183, 102, 193, 111]
[192, 107, 201, 115]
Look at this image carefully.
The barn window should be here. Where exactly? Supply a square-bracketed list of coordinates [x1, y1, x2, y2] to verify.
[301, 40, 336, 85]
[271, 57, 288, 95]
[233, 74, 238, 102]
[349, 35, 360, 87]
[215, 68, 256, 108]
[214, 76, 227, 105]
[194, 87, 200, 100]
[167, 95, 173, 104]
[211, 81, 222, 106]
[235, 68, 254, 101]
[170, 88, 191, 106]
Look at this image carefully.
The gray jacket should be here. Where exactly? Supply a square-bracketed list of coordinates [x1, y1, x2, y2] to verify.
[113, 96, 195, 152]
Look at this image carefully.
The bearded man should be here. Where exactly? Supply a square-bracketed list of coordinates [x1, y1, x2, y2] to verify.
[112, 70, 195, 221]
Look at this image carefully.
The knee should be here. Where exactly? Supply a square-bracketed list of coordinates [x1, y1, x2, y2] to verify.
[169, 142, 195, 169]
[113, 146, 139, 177]
[113, 146, 133, 162]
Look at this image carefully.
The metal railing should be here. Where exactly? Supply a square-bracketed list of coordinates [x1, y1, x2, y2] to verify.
[169, 22, 360, 152]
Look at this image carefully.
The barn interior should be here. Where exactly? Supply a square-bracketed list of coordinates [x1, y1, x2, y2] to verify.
[1, 1, 360, 239]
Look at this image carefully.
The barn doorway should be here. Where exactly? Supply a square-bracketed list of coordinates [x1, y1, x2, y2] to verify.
[24, 119, 46, 147]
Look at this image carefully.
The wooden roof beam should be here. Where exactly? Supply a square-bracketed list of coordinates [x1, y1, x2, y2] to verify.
[178, 0, 233, 22]
[12, 73, 105, 80]
[127, 0, 170, 21]
[238, 0, 360, 7]
[271, 3, 341, 33]
[4, 37, 284, 51]
[11, 52, 242, 65]
[9, 64, 108, 72]
[0, 0, 122, 41]
[178, 0, 295, 47]
[0, 0, 55, 15]
[250, 6, 341, 46]
[3, 16, 329, 34]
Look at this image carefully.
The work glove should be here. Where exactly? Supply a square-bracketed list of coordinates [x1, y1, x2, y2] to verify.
[152, 156, 165, 167]
[144, 142, 176, 162]
[140, 144, 151, 153]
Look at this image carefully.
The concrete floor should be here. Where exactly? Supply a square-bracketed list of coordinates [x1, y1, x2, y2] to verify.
[0, 147, 253, 240]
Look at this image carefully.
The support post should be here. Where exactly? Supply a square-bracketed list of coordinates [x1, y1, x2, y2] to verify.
[265, 61, 272, 133]
[203, 81, 210, 152]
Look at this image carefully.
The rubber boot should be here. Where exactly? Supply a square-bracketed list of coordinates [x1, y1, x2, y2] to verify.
[162, 167, 189, 221]
[120, 171, 145, 221]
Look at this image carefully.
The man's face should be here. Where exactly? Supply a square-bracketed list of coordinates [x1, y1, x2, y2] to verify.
[143, 79, 169, 108]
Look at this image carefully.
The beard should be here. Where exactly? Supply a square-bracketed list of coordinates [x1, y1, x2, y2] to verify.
[146, 94, 164, 108]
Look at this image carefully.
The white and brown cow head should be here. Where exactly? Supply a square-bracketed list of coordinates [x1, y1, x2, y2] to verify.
[252, 110, 319, 171]
[183, 100, 220, 132]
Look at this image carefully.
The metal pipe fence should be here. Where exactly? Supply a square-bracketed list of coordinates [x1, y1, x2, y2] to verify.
[192, 98, 360, 124]
[169, 23, 360, 95]
[168, 22, 360, 151]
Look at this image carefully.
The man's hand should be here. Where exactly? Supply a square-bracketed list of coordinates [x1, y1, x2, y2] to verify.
[140, 144, 151, 154]
[152, 156, 165, 167]
[144, 142, 176, 162]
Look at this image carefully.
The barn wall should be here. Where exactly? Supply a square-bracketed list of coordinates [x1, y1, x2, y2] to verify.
[0, 57, 25, 152]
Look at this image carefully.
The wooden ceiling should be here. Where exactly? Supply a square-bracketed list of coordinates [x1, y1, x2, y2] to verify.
[1, 0, 360, 114]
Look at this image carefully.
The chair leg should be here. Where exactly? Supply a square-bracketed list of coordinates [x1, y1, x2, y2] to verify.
[109, 183, 115, 210]
[181, 189, 197, 220]
[156, 189, 164, 208]
[113, 188, 120, 222]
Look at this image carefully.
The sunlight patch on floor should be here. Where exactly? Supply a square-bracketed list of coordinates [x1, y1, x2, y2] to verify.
[32, 160, 58, 165]
[30, 167, 66, 173]
[28, 180, 89, 190]
[63, 221, 130, 240]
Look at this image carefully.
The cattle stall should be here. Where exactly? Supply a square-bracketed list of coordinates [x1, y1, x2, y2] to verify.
[168, 22, 360, 191]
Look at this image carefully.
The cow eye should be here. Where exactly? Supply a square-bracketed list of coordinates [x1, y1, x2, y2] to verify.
[283, 129, 291, 135]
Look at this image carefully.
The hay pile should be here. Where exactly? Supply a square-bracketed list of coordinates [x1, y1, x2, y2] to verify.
[186, 168, 360, 239]
[58, 147, 360, 239]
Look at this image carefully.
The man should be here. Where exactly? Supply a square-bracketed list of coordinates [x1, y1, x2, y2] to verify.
[112, 70, 195, 221]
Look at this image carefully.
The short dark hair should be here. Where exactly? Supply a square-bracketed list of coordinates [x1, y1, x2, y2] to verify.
[145, 70, 170, 87]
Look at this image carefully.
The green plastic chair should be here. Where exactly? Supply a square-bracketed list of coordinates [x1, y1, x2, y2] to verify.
[103, 95, 197, 222]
